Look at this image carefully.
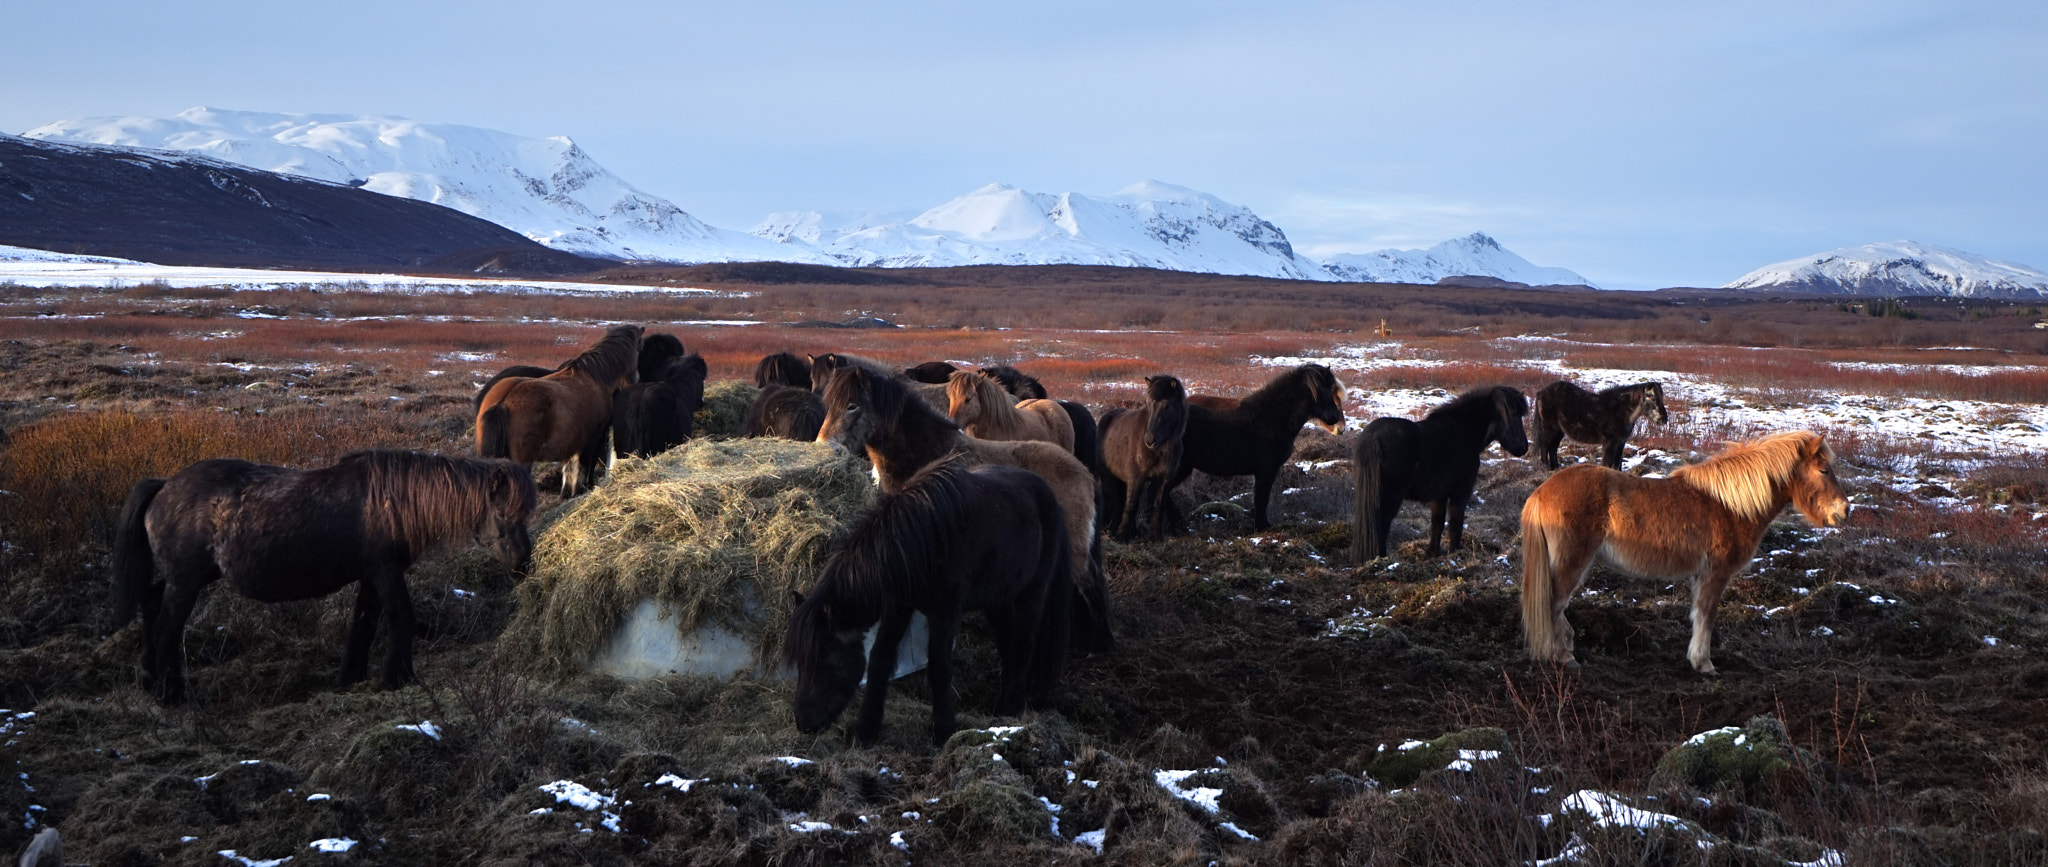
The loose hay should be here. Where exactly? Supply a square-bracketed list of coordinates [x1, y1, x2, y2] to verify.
[504, 438, 874, 676]
[694, 380, 762, 438]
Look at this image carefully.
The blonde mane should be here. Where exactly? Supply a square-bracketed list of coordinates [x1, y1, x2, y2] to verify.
[1670, 430, 1827, 522]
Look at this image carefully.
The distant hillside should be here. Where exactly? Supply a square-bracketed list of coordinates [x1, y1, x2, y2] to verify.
[0, 133, 560, 270]
[1321, 233, 1596, 288]
[1724, 240, 2048, 298]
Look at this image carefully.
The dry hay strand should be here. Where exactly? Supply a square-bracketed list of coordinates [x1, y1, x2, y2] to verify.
[503, 438, 874, 676]
[694, 380, 762, 438]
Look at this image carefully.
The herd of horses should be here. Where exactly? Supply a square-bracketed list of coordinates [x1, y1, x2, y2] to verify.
[107, 326, 1848, 745]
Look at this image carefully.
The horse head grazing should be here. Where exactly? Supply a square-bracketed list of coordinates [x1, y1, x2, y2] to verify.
[783, 589, 870, 735]
[1492, 386, 1531, 457]
[1142, 375, 1188, 450]
[1301, 364, 1346, 433]
[481, 461, 538, 573]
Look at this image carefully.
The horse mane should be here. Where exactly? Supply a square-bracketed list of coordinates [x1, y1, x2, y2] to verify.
[825, 366, 957, 433]
[1596, 381, 1655, 399]
[1670, 431, 1827, 522]
[980, 364, 1047, 400]
[350, 450, 534, 557]
[785, 462, 971, 666]
[562, 325, 644, 385]
[1241, 363, 1338, 410]
[1425, 385, 1523, 423]
[754, 352, 811, 389]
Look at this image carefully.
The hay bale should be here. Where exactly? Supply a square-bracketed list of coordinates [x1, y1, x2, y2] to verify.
[505, 438, 874, 676]
[694, 380, 761, 438]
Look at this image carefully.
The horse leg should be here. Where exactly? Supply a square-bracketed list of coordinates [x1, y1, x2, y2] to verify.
[1602, 438, 1626, 470]
[1250, 468, 1278, 531]
[854, 609, 914, 746]
[574, 427, 612, 496]
[152, 580, 206, 705]
[1445, 496, 1469, 553]
[1103, 475, 1134, 541]
[919, 613, 961, 746]
[984, 603, 1035, 717]
[340, 579, 381, 686]
[1161, 466, 1194, 534]
[370, 563, 418, 690]
[1547, 541, 1599, 668]
[1147, 473, 1175, 542]
[1425, 500, 1448, 556]
[1688, 567, 1738, 674]
[138, 580, 165, 687]
[1537, 427, 1563, 470]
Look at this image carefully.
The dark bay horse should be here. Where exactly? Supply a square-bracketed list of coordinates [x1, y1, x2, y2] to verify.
[1522, 431, 1847, 673]
[1533, 380, 1669, 470]
[980, 364, 1048, 400]
[1099, 375, 1188, 541]
[477, 324, 643, 497]
[1352, 386, 1529, 562]
[742, 384, 826, 441]
[1168, 363, 1346, 532]
[754, 351, 812, 390]
[785, 462, 1072, 745]
[111, 451, 536, 705]
[904, 361, 959, 384]
[613, 353, 708, 458]
[817, 367, 1114, 653]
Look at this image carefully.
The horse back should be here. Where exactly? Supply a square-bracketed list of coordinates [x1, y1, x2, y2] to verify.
[154, 459, 371, 601]
[1527, 465, 1733, 574]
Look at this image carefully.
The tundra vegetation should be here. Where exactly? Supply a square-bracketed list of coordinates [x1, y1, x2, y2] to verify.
[1, 268, 2045, 864]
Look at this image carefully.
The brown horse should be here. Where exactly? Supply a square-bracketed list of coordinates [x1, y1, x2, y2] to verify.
[1532, 380, 1670, 470]
[904, 361, 959, 384]
[1520, 430, 1848, 674]
[817, 366, 1114, 653]
[947, 370, 1077, 454]
[1099, 374, 1188, 541]
[1169, 363, 1346, 532]
[476, 325, 643, 497]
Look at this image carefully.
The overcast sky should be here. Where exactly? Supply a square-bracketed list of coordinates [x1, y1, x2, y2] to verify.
[5, 0, 2042, 289]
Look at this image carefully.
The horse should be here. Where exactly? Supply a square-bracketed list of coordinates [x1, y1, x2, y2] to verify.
[785, 462, 1072, 745]
[1099, 375, 1189, 541]
[742, 384, 826, 441]
[636, 333, 688, 383]
[613, 354, 708, 458]
[1533, 380, 1670, 470]
[1352, 385, 1530, 562]
[1521, 430, 1848, 674]
[110, 450, 536, 705]
[473, 364, 558, 411]
[1166, 363, 1346, 532]
[754, 351, 812, 390]
[947, 370, 1077, 454]
[811, 351, 950, 410]
[476, 324, 643, 497]
[978, 363, 1100, 473]
[980, 364, 1049, 400]
[817, 366, 1114, 653]
[904, 361, 959, 384]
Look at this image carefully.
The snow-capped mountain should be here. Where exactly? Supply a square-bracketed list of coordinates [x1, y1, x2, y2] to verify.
[1724, 240, 2048, 298]
[24, 107, 831, 264]
[754, 181, 1330, 280]
[1319, 233, 1594, 288]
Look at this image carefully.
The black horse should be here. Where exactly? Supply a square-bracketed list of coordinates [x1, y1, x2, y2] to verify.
[111, 451, 536, 705]
[980, 364, 1049, 400]
[1099, 375, 1189, 541]
[1532, 380, 1670, 470]
[742, 384, 826, 441]
[1352, 386, 1530, 562]
[1167, 363, 1346, 532]
[979, 363, 1101, 474]
[785, 462, 1072, 745]
[635, 333, 687, 383]
[754, 351, 812, 390]
[613, 353, 708, 458]
[904, 361, 959, 384]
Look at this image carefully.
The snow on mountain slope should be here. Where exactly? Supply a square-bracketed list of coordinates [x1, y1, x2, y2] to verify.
[24, 107, 831, 264]
[754, 181, 1331, 280]
[1319, 232, 1594, 287]
[1724, 240, 2048, 298]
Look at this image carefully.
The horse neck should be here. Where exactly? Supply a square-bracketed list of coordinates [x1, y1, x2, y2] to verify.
[1235, 376, 1314, 427]
[1422, 400, 1499, 449]
[974, 383, 1024, 432]
[869, 405, 964, 490]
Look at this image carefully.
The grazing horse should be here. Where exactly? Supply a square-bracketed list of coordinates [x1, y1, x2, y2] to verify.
[476, 325, 643, 497]
[1168, 363, 1346, 532]
[818, 367, 1114, 653]
[613, 354, 708, 458]
[947, 370, 1077, 454]
[1099, 375, 1189, 541]
[785, 463, 1072, 745]
[110, 451, 536, 705]
[1533, 380, 1670, 470]
[743, 384, 826, 441]
[1352, 386, 1530, 562]
[754, 351, 813, 390]
[1521, 430, 1848, 674]
[904, 361, 959, 384]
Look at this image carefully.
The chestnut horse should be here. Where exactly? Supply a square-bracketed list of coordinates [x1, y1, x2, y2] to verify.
[477, 325, 643, 497]
[817, 367, 1114, 653]
[1168, 363, 1346, 532]
[1521, 430, 1848, 674]
[1099, 374, 1189, 541]
[947, 370, 1077, 454]
[1532, 380, 1670, 470]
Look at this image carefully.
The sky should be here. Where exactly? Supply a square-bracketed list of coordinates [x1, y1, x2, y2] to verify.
[4, 0, 2043, 290]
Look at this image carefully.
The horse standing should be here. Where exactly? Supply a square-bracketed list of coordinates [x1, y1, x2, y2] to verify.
[1099, 375, 1189, 541]
[613, 353, 708, 458]
[1352, 386, 1530, 562]
[785, 463, 1072, 745]
[1168, 363, 1346, 532]
[947, 370, 1077, 454]
[110, 451, 536, 705]
[981, 363, 1101, 474]
[1532, 380, 1669, 470]
[1521, 430, 1848, 673]
[754, 351, 812, 390]
[817, 367, 1114, 653]
[742, 384, 826, 441]
[476, 324, 643, 497]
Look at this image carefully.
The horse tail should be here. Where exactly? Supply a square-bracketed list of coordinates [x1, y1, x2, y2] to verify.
[1520, 493, 1562, 662]
[1351, 429, 1385, 565]
[110, 477, 166, 633]
[478, 403, 513, 459]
